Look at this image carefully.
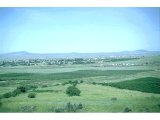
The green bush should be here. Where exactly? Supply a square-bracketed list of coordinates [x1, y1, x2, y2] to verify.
[62, 82, 68, 86]
[111, 97, 117, 101]
[65, 102, 83, 112]
[54, 108, 65, 113]
[66, 86, 81, 96]
[28, 93, 36, 98]
[92, 82, 96, 85]
[54, 102, 83, 113]
[29, 85, 38, 89]
[0, 101, 2, 107]
[42, 84, 48, 88]
[12, 89, 21, 97]
[20, 105, 37, 112]
[65, 102, 77, 112]
[17, 86, 27, 93]
[1, 85, 38, 99]
[17, 85, 38, 93]
[144, 107, 150, 112]
[0, 95, 3, 99]
[68, 80, 72, 84]
[124, 107, 132, 112]
[72, 80, 78, 86]
[78, 103, 83, 109]
[55, 83, 60, 86]
[3, 92, 12, 98]
[158, 104, 160, 108]
[80, 80, 83, 83]
[62, 80, 79, 86]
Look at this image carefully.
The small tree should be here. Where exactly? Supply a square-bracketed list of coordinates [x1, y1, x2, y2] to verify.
[66, 86, 81, 96]
[92, 82, 96, 85]
[80, 80, 83, 83]
[12, 89, 21, 97]
[28, 93, 36, 98]
[78, 103, 83, 109]
[17, 86, 27, 93]
[124, 107, 132, 112]
[73, 80, 78, 86]
[3, 92, 12, 98]
[0, 101, 2, 107]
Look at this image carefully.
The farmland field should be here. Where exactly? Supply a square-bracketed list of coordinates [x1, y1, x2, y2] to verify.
[0, 55, 160, 112]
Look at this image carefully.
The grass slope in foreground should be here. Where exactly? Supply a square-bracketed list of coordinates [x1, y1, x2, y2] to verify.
[104, 77, 160, 94]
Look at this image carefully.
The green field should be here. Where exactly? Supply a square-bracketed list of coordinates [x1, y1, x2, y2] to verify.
[0, 56, 160, 112]
[100, 77, 160, 94]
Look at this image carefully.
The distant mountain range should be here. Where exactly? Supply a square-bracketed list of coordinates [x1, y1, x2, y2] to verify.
[0, 50, 160, 59]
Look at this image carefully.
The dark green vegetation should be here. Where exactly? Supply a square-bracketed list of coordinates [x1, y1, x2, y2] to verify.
[20, 105, 37, 112]
[100, 77, 160, 94]
[124, 107, 132, 112]
[66, 86, 81, 96]
[62, 80, 79, 86]
[28, 93, 36, 98]
[104, 57, 139, 62]
[53, 102, 83, 113]
[0, 70, 149, 81]
[0, 85, 38, 99]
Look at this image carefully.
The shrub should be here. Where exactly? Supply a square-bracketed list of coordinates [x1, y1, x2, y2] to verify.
[92, 82, 96, 85]
[101, 83, 107, 86]
[144, 107, 150, 112]
[124, 107, 132, 112]
[0, 101, 2, 107]
[28, 93, 36, 98]
[42, 84, 48, 88]
[20, 105, 36, 112]
[78, 103, 83, 109]
[111, 97, 117, 101]
[48, 107, 55, 112]
[1, 85, 38, 99]
[53, 102, 83, 113]
[66, 80, 79, 86]
[54, 108, 65, 113]
[62, 82, 68, 86]
[2, 88, 21, 98]
[69, 80, 72, 84]
[29, 85, 38, 89]
[12, 89, 21, 97]
[72, 80, 78, 86]
[66, 86, 81, 96]
[55, 83, 60, 86]
[80, 80, 83, 83]
[3, 92, 12, 98]
[65, 102, 77, 112]
[17, 86, 27, 93]
[0, 95, 3, 99]
[65, 102, 83, 112]
[17, 85, 38, 93]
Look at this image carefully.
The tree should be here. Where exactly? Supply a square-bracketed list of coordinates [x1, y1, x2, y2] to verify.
[28, 93, 36, 98]
[66, 86, 81, 96]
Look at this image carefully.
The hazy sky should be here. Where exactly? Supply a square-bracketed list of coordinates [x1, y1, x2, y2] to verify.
[0, 7, 160, 53]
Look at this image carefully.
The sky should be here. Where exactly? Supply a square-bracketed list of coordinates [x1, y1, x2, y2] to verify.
[0, 7, 160, 53]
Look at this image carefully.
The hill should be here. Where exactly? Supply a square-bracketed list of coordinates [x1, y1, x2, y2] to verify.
[0, 50, 160, 59]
